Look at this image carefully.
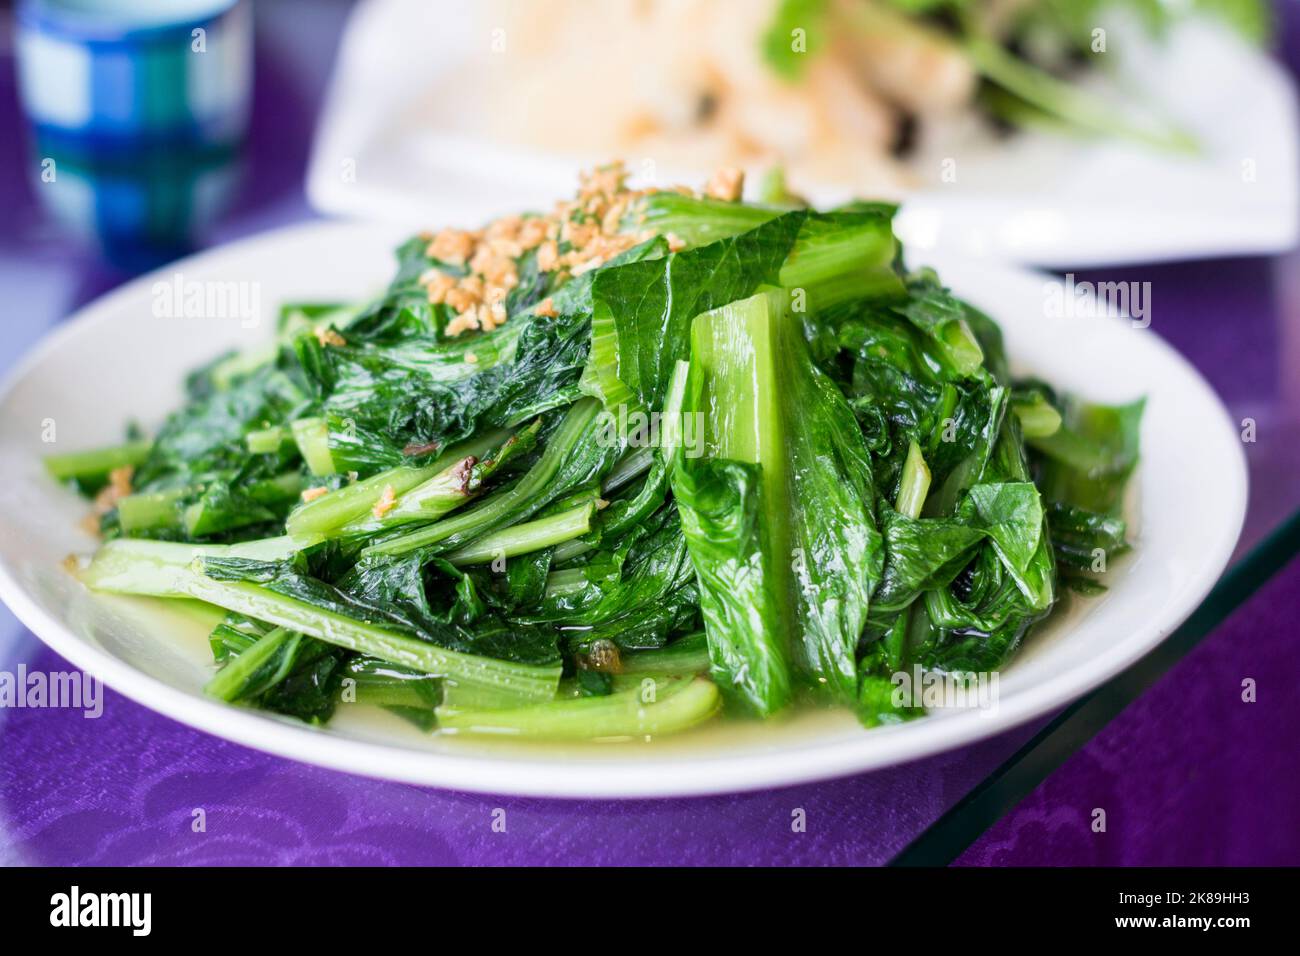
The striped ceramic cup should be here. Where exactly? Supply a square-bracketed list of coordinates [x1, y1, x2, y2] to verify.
[16, 0, 252, 152]
[15, 0, 252, 269]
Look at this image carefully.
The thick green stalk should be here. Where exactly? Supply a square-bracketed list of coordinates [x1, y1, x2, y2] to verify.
[246, 472, 304, 504]
[1012, 394, 1063, 438]
[619, 633, 711, 675]
[84, 542, 553, 702]
[291, 417, 335, 476]
[549, 538, 594, 566]
[634, 192, 903, 307]
[363, 399, 602, 558]
[344, 456, 476, 533]
[895, 440, 932, 519]
[965, 35, 1198, 153]
[675, 293, 793, 716]
[82, 535, 314, 597]
[119, 472, 302, 535]
[287, 466, 429, 536]
[776, 219, 902, 307]
[444, 501, 596, 565]
[601, 446, 655, 495]
[543, 567, 590, 598]
[344, 658, 440, 710]
[632, 192, 781, 247]
[594, 360, 691, 541]
[436, 675, 719, 739]
[179, 572, 561, 702]
[117, 488, 186, 532]
[204, 627, 297, 701]
[246, 426, 289, 454]
[45, 440, 152, 481]
[284, 428, 509, 537]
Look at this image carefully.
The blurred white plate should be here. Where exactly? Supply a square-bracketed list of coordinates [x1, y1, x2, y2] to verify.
[306, 0, 1297, 267]
[0, 218, 1246, 796]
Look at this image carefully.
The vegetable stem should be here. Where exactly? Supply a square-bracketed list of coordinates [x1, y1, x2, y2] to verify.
[285, 429, 509, 537]
[550, 538, 594, 565]
[291, 417, 335, 476]
[117, 488, 185, 532]
[81, 535, 315, 597]
[543, 567, 590, 598]
[246, 426, 289, 454]
[963, 35, 1198, 154]
[445, 501, 596, 565]
[777, 219, 902, 307]
[45, 440, 152, 481]
[204, 626, 296, 701]
[601, 446, 655, 495]
[364, 399, 602, 558]
[676, 291, 794, 716]
[436, 675, 718, 739]
[1012, 395, 1063, 438]
[247, 471, 304, 504]
[349, 456, 475, 532]
[181, 571, 561, 702]
[619, 633, 711, 675]
[634, 192, 781, 247]
[895, 440, 931, 519]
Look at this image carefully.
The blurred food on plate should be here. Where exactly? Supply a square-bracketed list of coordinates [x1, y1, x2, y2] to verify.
[464, 0, 1269, 195]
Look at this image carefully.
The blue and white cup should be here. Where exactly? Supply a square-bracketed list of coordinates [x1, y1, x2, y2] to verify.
[15, 0, 253, 269]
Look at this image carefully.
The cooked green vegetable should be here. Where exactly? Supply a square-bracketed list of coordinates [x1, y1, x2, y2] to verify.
[45, 439, 152, 483]
[62, 163, 1141, 738]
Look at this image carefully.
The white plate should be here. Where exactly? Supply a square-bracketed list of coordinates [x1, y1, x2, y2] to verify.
[306, 0, 1297, 267]
[0, 219, 1246, 797]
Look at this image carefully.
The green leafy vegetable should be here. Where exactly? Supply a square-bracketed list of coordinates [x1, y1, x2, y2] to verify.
[60, 166, 1142, 738]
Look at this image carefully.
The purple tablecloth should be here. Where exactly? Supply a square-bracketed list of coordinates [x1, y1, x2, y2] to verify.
[960, 555, 1300, 866]
[0, 1, 1297, 866]
[0, 641, 1043, 866]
